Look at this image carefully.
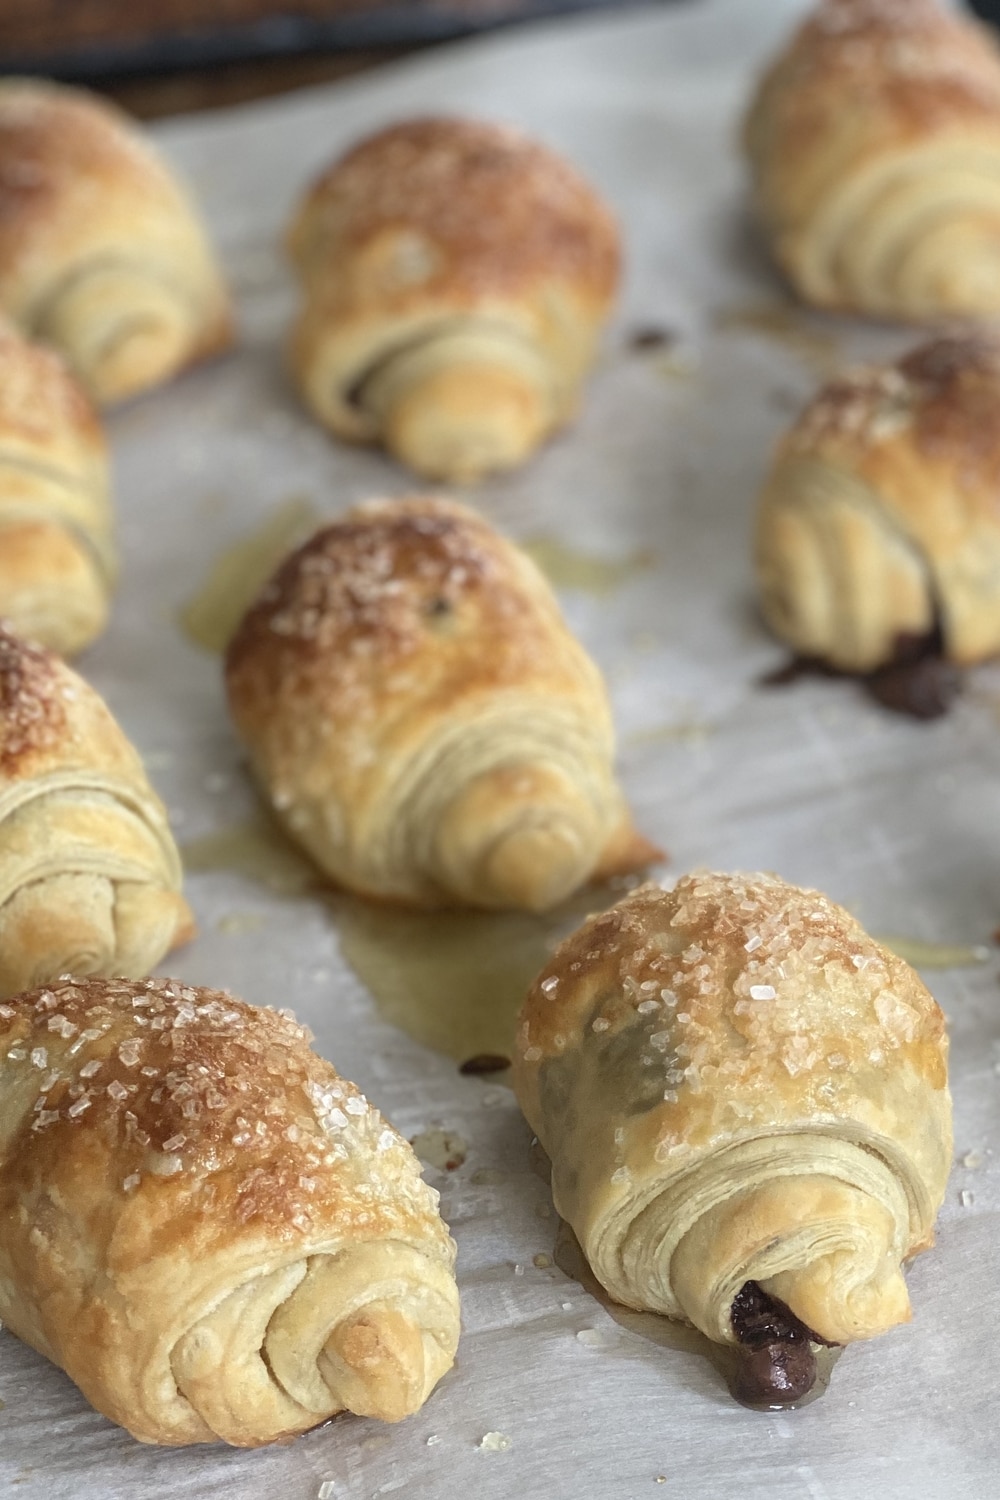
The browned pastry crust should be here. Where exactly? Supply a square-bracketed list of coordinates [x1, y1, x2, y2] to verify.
[745, 0, 1000, 320]
[287, 117, 620, 480]
[513, 872, 951, 1351]
[0, 319, 115, 654]
[0, 80, 233, 405]
[757, 332, 1000, 670]
[225, 495, 657, 911]
[0, 624, 192, 997]
[0, 976, 460, 1445]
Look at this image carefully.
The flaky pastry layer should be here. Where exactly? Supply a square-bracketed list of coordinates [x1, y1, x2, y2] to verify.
[0, 80, 232, 404]
[0, 319, 115, 654]
[0, 625, 191, 997]
[756, 333, 1000, 670]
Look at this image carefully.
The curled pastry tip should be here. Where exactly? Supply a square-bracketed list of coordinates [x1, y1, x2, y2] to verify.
[472, 819, 594, 913]
[322, 1308, 432, 1423]
[375, 347, 553, 482]
[41, 270, 193, 407]
[765, 1254, 912, 1346]
[593, 826, 665, 880]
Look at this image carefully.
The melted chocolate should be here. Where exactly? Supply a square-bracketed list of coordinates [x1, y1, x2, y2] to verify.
[760, 629, 963, 721]
[864, 632, 961, 719]
[628, 325, 679, 352]
[730, 1281, 828, 1409]
[459, 1053, 511, 1075]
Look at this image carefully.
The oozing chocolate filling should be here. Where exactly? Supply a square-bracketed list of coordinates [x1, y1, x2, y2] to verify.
[760, 627, 962, 721]
[729, 1281, 830, 1408]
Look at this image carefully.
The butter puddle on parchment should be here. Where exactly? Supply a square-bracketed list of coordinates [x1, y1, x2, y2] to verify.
[181, 814, 321, 898]
[874, 936, 991, 970]
[521, 536, 655, 597]
[712, 302, 840, 377]
[178, 495, 320, 653]
[182, 808, 627, 1070]
[333, 884, 623, 1073]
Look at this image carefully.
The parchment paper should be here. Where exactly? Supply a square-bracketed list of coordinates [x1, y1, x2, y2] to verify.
[1, 3, 997, 1496]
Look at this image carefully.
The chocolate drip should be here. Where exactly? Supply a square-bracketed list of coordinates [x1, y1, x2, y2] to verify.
[458, 1053, 511, 1075]
[628, 325, 678, 352]
[729, 1281, 828, 1408]
[864, 631, 961, 720]
[760, 628, 963, 721]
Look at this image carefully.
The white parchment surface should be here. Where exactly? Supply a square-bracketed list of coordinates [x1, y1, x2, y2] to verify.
[1, 2, 997, 1496]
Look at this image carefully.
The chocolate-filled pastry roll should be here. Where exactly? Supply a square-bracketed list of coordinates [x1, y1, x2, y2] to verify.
[225, 496, 657, 912]
[287, 117, 620, 482]
[756, 334, 1000, 675]
[0, 976, 460, 1445]
[513, 874, 951, 1403]
[0, 625, 192, 998]
[745, 0, 1000, 321]
[0, 321, 115, 655]
[0, 80, 232, 405]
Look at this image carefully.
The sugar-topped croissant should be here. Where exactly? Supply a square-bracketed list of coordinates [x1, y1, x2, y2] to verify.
[745, 0, 1000, 321]
[514, 873, 951, 1405]
[0, 625, 192, 998]
[0, 976, 460, 1445]
[225, 496, 656, 912]
[287, 117, 620, 482]
[756, 333, 1000, 674]
[0, 80, 232, 405]
[0, 320, 115, 655]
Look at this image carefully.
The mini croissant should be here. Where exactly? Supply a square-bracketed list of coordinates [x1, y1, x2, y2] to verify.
[0, 625, 192, 998]
[756, 333, 1000, 673]
[0, 320, 115, 655]
[0, 976, 460, 1445]
[745, 0, 1000, 321]
[225, 496, 656, 912]
[0, 80, 232, 405]
[287, 117, 620, 482]
[513, 873, 951, 1403]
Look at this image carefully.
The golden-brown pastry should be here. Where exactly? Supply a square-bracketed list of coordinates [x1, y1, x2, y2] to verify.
[0, 975, 460, 1446]
[513, 873, 951, 1402]
[756, 333, 1000, 673]
[0, 79, 232, 405]
[225, 496, 657, 912]
[0, 320, 115, 655]
[0, 625, 192, 998]
[745, 0, 1000, 321]
[287, 117, 620, 481]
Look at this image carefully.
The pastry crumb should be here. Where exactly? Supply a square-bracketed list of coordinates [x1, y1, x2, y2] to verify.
[478, 1432, 512, 1452]
[410, 1128, 467, 1172]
